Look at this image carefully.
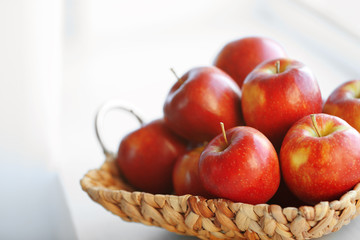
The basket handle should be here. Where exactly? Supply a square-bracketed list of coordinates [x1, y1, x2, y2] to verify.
[95, 100, 145, 157]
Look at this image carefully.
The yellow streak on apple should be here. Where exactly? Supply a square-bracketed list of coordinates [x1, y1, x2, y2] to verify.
[286, 86, 301, 106]
[290, 147, 310, 171]
[343, 81, 360, 97]
[302, 125, 318, 137]
[249, 84, 265, 105]
[355, 81, 360, 97]
[244, 84, 265, 124]
[322, 123, 349, 136]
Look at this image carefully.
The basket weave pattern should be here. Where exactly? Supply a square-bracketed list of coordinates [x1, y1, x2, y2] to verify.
[80, 155, 360, 240]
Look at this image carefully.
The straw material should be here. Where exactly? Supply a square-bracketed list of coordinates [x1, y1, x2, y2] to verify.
[80, 154, 360, 240]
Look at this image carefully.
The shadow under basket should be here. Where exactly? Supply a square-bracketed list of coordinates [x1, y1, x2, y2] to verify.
[80, 154, 360, 240]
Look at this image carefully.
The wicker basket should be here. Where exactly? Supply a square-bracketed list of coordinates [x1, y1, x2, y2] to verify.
[80, 154, 360, 240]
[80, 100, 360, 240]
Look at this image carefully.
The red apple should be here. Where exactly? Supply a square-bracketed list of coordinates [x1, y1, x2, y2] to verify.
[163, 66, 244, 143]
[323, 79, 360, 132]
[172, 145, 212, 197]
[214, 36, 287, 88]
[241, 58, 322, 149]
[117, 118, 187, 194]
[280, 113, 360, 204]
[198, 125, 280, 204]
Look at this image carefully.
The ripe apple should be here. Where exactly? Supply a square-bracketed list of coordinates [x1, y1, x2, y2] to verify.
[241, 58, 322, 149]
[280, 113, 360, 204]
[198, 125, 280, 204]
[117, 118, 187, 194]
[214, 36, 287, 88]
[163, 66, 244, 143]
[323, 79, 360, 132]
[172, 145, 212, 197]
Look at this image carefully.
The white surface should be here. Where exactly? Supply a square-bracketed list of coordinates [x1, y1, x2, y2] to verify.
[0, 150, 77, 240]
[0, 0, 62, 167]
[1, 0, 360, 239]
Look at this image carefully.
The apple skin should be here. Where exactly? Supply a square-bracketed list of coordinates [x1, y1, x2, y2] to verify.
[323, 80, 360, 132]
[117, 119, 187, 194]
[163, 66, 244, 143]
[172, 145, 212, 198]
[241, 58, 322, 150]
[280, 113, 360, 204]
[198, 126, 280, 204]
[214, 36, 287, 88]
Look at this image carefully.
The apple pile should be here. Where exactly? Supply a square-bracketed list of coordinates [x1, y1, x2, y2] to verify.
[116, 36, 360, 205]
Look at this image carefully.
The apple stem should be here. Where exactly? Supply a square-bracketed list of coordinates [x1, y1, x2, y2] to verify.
[275, 60, 280, 74]
[170, 68, 183, 84]
[310, 114, 321, 137]
[220, 122, 228, 146]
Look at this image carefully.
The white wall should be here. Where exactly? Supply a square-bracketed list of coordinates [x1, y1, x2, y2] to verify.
[0, 0, 62, 167]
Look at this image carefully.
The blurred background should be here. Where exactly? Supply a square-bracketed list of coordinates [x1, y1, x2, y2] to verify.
[1, 0, 360, 239]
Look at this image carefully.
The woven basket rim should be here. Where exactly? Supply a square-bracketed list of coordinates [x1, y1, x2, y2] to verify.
[80, 154, 360, 240]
